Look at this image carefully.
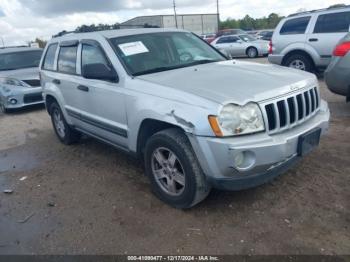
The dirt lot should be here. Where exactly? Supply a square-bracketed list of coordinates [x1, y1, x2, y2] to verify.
[0, 58, 349, 255]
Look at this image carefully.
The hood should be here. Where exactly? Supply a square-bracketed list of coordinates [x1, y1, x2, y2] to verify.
[0, 67, 39, 81]
[137, 60, 317, 105]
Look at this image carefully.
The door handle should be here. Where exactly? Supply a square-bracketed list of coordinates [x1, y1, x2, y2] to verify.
[52, 79, 61, 85]
[77, 85, 89, 92]
[309, 38, 318, 42]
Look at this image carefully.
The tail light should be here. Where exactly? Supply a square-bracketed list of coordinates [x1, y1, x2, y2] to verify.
[269, 40, 273, 54]
[333, 41, 350, 57]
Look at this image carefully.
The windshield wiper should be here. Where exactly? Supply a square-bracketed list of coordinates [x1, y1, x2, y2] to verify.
[133, 59, 220, 76]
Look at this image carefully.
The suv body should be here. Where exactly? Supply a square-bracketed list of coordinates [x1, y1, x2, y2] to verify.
[325, 32, 350, 101]
[269, 6, 350, 72]
[40, 29, 330, 208]
[0, 47, 43, 113]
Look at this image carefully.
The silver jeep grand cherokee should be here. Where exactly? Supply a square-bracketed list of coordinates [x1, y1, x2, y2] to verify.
[40, 29, 330, 208]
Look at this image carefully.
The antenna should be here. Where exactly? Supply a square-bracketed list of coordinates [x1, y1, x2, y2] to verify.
[173, 0, 178, 28]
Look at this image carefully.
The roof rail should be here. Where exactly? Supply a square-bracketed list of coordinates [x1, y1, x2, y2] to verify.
[52, 31, 75, 38]
[288, 5, 350, 17]
[0, 45, 28, 49]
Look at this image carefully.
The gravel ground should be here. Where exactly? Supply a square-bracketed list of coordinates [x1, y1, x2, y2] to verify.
[0, 58, 349, 255]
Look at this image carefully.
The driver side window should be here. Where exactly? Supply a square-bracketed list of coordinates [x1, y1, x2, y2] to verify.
[81, 44, 110, 70]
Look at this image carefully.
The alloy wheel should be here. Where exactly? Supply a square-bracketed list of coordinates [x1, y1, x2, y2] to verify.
[289, 59, 306, 71]
[151, 147, 186, 196]
[53, 109, 66, 138]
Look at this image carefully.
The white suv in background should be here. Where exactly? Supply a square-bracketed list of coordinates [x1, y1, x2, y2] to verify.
[268, 6, 350, 72]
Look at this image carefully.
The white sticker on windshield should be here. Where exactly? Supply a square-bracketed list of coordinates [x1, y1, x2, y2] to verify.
[118, 41, 149, 56]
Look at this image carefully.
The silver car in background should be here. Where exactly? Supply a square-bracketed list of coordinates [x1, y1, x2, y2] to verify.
[211, 34, 269, 58]
[269, 6, 350, 72]
[325, 33, 350, 101]
[0, 47, 43, 113]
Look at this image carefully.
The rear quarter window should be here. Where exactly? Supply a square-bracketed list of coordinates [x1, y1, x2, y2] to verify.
[42, 43, 58, 70]
[314, 11, 350, 33]
[57, 46, 78, 74]
[280, 16, 311, 35]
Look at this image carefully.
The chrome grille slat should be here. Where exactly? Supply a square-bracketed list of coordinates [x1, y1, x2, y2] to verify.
[262, 87, 320, 135]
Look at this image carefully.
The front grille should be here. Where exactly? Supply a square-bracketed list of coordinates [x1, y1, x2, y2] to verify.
[23, 93, 43, 104]
[22, 79, 41, 87]
[262, 87, 320, 134]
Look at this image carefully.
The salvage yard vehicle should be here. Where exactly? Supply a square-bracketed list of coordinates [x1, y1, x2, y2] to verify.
[268, 5, 350, 72]
[325, 32, 350, 101]
[0, 47, 44, 113]
[211, 34, 269, 58]
[40, 28, 330, 208]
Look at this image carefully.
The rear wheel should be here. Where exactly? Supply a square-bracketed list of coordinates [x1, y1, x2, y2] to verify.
[144, 128, 211, 209]
[49, 102, 80, 145]
[247, 47, 258, 58]
[284, 54, 313, 72]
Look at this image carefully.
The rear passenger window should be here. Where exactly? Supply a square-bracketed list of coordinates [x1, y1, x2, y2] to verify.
[81, 44, 109, 69]
[58, 46, 78, 74]
[280, 16, 311, 35]
[314, 12, 350, 33]
[43, 43, 58, 70]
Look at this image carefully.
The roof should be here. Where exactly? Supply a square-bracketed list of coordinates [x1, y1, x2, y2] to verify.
[288, 5, 350, 17]
[0, 47, 43, 54]
[50, 28, 188, 42]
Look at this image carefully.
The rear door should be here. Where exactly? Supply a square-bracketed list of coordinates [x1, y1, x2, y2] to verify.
[55, 41, 84, 126]
[307, 10, 350, 67]
[275, 16, 311, 54]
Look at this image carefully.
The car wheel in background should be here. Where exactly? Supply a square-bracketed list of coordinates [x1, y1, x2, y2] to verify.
[144, 128, 211, 209]
[49, 102, 81, 145]
[247, 47, 258, 58]
[284, 54, 313, 72]
[0, 102, 8, 114]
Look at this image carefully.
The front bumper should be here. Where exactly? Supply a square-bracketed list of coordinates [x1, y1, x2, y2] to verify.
[1, 87, 44, 109]
[188, 100, 330, 191]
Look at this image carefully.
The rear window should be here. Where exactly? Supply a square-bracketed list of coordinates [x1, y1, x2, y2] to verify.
[0, 50, 42, 71]
[314, 11, 350, 33]
[57, 46, 78, 74]
[43, 43, 58, 70]
[280, 16, 311, 35]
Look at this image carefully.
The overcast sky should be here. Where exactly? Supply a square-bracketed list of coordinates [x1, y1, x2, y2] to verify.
[0, 0, 348, 46]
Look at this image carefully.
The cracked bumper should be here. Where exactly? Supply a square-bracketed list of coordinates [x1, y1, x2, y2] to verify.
[188, 101, 330, 191]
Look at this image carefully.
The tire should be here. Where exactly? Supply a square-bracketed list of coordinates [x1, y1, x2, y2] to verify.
[144, 128, 211, 209]
[247, 47, 258, 58]
[49, 102, 80, 145]
[0, 102, 8, 114]
[284, 54, 313, 72]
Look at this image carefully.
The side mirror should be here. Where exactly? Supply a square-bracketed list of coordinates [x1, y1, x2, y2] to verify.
[82, 63, 118, 82]
[237, 40, 243, 44]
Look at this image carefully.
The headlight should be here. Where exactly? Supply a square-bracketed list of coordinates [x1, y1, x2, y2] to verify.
[209, 103, 265, 137]
[0, 77, 27, 87]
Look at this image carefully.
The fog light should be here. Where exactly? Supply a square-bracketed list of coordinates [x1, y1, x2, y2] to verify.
[9, 98, 17, 105]
[233, 151, 256, 171]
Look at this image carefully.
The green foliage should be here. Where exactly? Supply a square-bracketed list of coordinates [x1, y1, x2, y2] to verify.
[220, 13, 284, 30]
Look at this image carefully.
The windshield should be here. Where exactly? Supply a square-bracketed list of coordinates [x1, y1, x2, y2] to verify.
[110, 32, 226, 76]
[238, 35, 256, 42]
[0, 50, 42, 71]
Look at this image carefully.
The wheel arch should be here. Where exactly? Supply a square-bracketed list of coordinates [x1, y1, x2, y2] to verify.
[136, 118, 185, 158]
[282, 49, 316, 69]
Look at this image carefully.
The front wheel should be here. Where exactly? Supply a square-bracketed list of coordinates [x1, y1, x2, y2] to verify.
[49, 102, 81, 145]
[144, 128, 211, 209]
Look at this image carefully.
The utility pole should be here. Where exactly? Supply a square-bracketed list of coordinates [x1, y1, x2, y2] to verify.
[173, 0, 178, 28]
[216, 0, 220, 32]
[0, 37, 4, 47]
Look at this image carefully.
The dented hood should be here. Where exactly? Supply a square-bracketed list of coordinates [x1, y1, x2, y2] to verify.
[137, 60, 317, 105]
